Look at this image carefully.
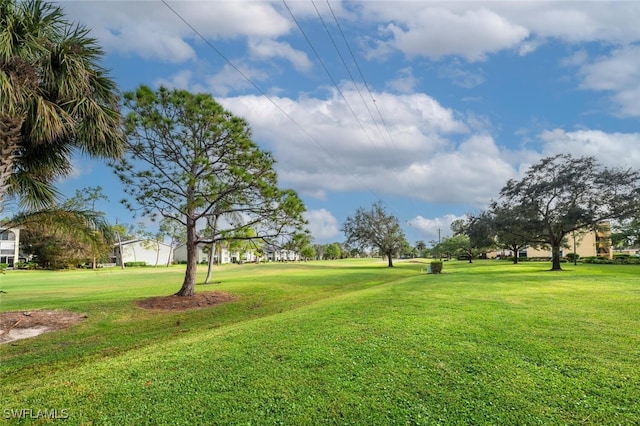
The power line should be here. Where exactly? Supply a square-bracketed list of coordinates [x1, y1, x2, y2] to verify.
[325, 0, 399, 152]
[160, 0, 339, 164]
[282, 0, 380, 150]
[310, 0, 387, 146]
[160, 0, 386, 202]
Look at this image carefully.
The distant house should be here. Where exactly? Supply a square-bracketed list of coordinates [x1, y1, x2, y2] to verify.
[264, 245, 299, 262]
[0, 227, 20, 268]
[173, 243, 257, 264]
[173, 243, 209, 264]
[173, 242, 283, 264]
[491, 226, 613, 260]
[112, 239, 173, 267]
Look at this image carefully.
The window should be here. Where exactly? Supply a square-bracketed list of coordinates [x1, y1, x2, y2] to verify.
[0, 230, 15, 241]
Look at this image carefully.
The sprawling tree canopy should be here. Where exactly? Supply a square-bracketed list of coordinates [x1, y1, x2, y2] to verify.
[485, 203, 531, 264]
[496, 154, 640, 270]
[0, 0, 123, 214]
[448, 217, 495, 263]
[113, 86, 307, 296]
[342, 201, 406, 267]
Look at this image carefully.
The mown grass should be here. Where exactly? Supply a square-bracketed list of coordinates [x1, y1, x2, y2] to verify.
[1, 259, 639, 424]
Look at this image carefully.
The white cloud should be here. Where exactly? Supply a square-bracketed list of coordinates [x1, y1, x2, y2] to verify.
[59, 0, 291, 63]
[437, 61, 485, 88]
[219, 88, 517, 208]
[539, 129, 640, 169]
[369, 6, 529, 62]
[206, 63, 270, 97]
[304, 209, 340, 242]
[386, 67, 419, 94]
[359, 2, 640, 62]
[407, 214, 464, 243]
[248, 38, 312, 72]
[578, 45, 640, 117]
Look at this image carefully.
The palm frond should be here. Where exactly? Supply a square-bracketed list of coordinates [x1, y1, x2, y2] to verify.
[9, 206, 114, 246]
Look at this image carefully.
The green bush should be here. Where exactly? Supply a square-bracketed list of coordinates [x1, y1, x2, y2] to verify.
[430, 261, 443, 274]
[124, 261, 147, 267]
[565, 253, 580, 262]
[16, 261, 37, 270]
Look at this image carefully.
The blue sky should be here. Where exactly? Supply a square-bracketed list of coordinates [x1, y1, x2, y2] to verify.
[51, 0, 640, 245]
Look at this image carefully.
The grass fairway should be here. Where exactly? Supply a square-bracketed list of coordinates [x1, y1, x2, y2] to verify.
[1, 259, 639, 424]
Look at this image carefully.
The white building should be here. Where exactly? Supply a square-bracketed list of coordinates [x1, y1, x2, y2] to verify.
[0, 227, 20, 268]
[112, 239, 174, 267]
[173, 243, 209, 264]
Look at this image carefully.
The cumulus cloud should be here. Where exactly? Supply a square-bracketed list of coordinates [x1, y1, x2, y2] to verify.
[386, 67, 420, 94]
[539, 129, 640, 169]
[248, 38, 313, 72]
[383, 8, 528, 62]
[304, 209, 340, 242]
[407, 214, 465, 243]
[577, 45, 640, 117]
[60, 0, 292, 66]
[219, 87, 517, 208]
[358, 2, 640, 63]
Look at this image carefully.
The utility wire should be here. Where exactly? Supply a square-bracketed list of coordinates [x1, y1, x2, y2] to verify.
[310, 0, 388, 146]
[282, 0, 380, 150]
[325, 0, 399, 152]
[160, 0, 338, 165]
[160, 0, 386, 203]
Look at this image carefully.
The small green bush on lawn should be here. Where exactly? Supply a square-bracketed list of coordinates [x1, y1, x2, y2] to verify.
[430, 260, 443, 273]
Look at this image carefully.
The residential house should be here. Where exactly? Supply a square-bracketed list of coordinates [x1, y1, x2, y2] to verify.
[112, 239, 174, 267]
[173, 243, 262, 264]
[0, 227, 20, 268]
[173, 243, 210, 264]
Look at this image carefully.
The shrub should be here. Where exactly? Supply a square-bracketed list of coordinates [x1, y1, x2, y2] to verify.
[16, 261, 37, 270]
[430, 261, 443, 274]
[565, 253, 580, 262]
[124, 261, 147, 267]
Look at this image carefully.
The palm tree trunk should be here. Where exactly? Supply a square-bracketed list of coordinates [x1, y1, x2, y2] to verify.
[0, 114, 24, 216]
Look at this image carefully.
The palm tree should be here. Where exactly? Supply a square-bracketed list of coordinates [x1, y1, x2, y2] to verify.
[0, 0, 123, 215]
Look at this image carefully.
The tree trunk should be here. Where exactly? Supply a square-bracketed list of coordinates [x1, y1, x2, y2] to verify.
[0, 114, 24, 216]
[387, 251, 394, 267]
[116, 232, 125, 270]
[154, 241, 160, 268]
[175, 216, 197, 296]
[204, 242, 216, 284]
[513, 248, 519, 264]
[551, 244, 563, 271]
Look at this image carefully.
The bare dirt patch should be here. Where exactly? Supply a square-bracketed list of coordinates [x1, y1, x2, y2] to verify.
[135, 291, 235, 311]
[0, 292, 234, 344]
[0, 310, 87, 345]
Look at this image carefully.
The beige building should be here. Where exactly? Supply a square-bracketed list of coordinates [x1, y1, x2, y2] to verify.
[494, 226, 612, 259]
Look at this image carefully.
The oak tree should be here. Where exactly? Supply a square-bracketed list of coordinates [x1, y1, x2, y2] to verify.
[342, 201, 406, 267]
[497, 154, 640, 270]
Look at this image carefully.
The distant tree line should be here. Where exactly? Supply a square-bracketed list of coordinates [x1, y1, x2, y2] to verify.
[431, 154, 640, 270]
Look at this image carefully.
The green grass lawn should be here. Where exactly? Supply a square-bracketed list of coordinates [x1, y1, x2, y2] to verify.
[1, 259, 639, 424]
